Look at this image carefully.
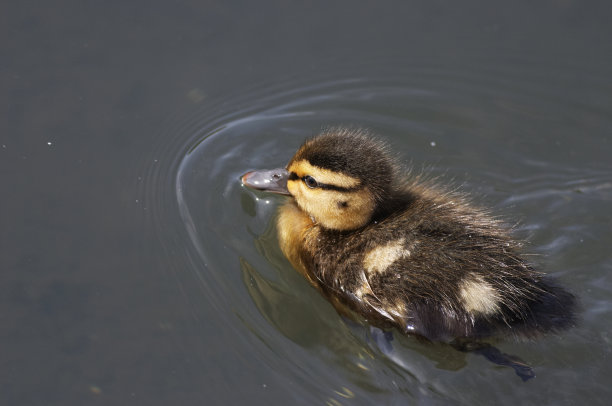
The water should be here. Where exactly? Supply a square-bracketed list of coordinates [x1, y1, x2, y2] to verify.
[2, 1, 612, 405]
[171, 61, 612, 404]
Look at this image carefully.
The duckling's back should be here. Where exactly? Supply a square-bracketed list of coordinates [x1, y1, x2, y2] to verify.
[295, 188, 576, 342]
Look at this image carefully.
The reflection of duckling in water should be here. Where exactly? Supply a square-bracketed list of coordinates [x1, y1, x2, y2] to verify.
[242, 128, 576, 380]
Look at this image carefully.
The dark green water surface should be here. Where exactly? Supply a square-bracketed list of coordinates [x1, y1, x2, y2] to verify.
[2, 1, 611, 405]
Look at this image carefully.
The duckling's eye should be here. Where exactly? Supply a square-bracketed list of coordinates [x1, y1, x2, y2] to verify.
[303, 175, 318, 189]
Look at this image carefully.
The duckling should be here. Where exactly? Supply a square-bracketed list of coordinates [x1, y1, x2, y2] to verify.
[242, 128, 575, 360]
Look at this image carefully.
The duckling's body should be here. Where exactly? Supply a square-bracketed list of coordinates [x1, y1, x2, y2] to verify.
[242, 128, 575, 344]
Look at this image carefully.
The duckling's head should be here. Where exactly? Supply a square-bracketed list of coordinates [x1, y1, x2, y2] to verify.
[243, 128, 397, 231]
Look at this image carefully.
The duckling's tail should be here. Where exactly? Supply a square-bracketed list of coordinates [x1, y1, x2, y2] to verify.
[507, 277, 577, 339]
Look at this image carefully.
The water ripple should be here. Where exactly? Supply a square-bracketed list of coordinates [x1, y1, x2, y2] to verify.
[137, 56, 612, 404]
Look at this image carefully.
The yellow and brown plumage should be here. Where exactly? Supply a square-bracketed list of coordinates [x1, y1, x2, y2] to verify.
[242, 128, 575, 344]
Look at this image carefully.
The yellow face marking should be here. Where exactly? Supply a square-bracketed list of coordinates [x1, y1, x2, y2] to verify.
[459, 274, 501, 315]
[285, 160, 375, 230]
[288, 159, 361, 189]
[363, 238, 410, 275]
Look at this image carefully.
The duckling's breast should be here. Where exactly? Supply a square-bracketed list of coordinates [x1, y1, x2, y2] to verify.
[276, 200, 319, 283]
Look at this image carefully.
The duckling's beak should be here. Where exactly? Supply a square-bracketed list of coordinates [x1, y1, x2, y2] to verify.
[241, 168, 290, 195]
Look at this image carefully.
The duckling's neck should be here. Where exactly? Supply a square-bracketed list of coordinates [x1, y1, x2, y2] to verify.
[369, 189, 417, 226]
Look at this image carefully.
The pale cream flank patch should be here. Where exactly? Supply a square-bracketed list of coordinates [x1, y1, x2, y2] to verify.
[363, 238, 410, 275]
[459, 274, 501, 315]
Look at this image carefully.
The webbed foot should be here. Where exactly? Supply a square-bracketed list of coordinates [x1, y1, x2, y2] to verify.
[452, 340, 535, 381]
[473, 345, 535, 381]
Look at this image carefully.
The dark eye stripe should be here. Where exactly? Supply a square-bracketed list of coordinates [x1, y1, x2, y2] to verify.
[288, 172, 360, 192]
[319, 183, 355, 192]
